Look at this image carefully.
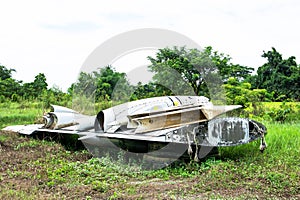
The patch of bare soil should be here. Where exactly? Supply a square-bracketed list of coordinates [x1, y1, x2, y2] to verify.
[0, 131, 97, 199]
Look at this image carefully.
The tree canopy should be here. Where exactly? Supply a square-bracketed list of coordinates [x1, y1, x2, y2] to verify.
[72, 66, 132, 102]
[251, 47, 300, 101]
[0, 65, 68, 104]
[0, 65, 22, 100]
[0, 46, 298, 104]
[147, 46, 254, 102]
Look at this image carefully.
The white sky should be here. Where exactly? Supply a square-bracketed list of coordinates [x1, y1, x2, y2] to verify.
[0, 0, 299, 91]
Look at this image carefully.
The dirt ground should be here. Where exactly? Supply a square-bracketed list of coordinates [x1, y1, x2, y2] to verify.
[0, 131, 99, 199]
[0, 131, 297, 199]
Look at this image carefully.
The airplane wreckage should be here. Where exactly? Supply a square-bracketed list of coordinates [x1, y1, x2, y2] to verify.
[3, 96, 267, 161]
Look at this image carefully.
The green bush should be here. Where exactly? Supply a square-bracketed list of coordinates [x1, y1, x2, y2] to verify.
[264, 102, 299, 123]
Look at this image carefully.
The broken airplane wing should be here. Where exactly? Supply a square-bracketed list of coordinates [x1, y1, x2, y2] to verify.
[2, 96, 267, 159]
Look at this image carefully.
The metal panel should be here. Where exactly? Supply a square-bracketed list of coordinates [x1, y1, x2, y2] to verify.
[208, 117, 249, 146]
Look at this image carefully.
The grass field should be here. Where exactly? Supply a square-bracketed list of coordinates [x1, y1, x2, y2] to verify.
[0, 101, 48, 129]
[0, 102, 299, 199]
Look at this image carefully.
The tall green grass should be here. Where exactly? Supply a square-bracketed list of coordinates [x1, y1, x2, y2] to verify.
[0, 101, 47, 129]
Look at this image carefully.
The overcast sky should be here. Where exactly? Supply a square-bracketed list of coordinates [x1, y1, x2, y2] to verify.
[0, 0, 299, 91]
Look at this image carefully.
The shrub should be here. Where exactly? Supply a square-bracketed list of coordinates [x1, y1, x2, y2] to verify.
[265, 102, 299, 123]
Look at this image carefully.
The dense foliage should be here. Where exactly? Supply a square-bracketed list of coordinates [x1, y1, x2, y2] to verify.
[0, 65, 70, 105]
[1, 46, 299, 107]
[250, 47, 300, 101]
[146, 47, 253, 98]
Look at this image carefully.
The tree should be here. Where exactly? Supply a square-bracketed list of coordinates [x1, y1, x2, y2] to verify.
[130, 82, 173, 100]
[41, 85, 71, 107]
[147, 46, 253, 100]
[0, 65, 15, 80]
[21, 73, 48, 99]
[0, 65, 22, 100]
[148, 47, 211, 96]
[252, 47, 300, 101]
[32, 73, 48, 96]
[94, 66, 131, 101]
[72, 72, 97, 98]
[71, 66, 132, 102]
[204, 46, 254, 82]
[224, 77, 270, 106]
[0, 77, 22, 100]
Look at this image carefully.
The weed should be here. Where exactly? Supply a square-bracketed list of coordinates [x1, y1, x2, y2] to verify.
[14, 140, 40, 150]
[0, 134, 8, 142]
[92, 180, 109, 192]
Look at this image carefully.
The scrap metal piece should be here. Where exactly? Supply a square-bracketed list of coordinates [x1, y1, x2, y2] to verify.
[2, 96, 268, 158]
[207, 117, 250, 146]
[201, 105, 242, 119]
[132, 106, 207, 133]
[2, 124, 43, 135]
[129, 105, 242, 134]
[43, 105, 95, 131]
